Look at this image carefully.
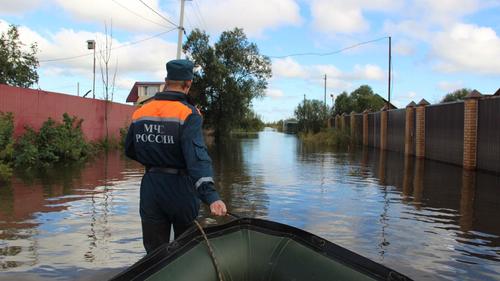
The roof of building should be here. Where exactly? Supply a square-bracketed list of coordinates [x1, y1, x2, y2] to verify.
[126, 82, 164, 103]
[374, 94, 397, 109]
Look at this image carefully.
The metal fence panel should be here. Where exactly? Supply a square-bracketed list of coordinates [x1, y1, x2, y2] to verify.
[425, 102, 464, 165]
[344, 115, 350, 130]
[373, 112, 381, 148]
[355, 114, 363, 145]
[387, 109, 406, 153]
[368, 113, 375, 147]
[478, 97, 500, 173]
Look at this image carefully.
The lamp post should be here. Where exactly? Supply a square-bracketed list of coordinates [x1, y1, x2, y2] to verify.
[86, 40, 96, 99]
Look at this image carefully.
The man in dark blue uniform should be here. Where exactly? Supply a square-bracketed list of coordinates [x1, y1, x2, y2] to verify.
[125, 59, 227, 254]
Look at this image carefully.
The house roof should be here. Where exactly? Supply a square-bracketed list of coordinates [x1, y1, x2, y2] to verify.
[126, 82, 164, 103]
[374, 94, 397, 109]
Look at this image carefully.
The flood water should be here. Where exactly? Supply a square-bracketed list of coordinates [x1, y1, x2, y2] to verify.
[0, 129, 499, 281]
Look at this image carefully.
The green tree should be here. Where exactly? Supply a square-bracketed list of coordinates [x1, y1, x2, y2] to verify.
[333, 91, 352, 116]
[441, 88, 471, 103]
[333, 85, 385, 115]
[183, 28, 272, 136]
[350, 85, 385, 113]
[294, 99, 328, 133]
[239, 109, 265, 132]
[0, 25, 39, 88]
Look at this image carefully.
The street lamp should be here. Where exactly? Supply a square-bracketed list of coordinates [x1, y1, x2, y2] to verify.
[86, 40, 96, 99]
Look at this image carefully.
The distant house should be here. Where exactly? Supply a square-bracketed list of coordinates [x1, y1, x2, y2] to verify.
[126, 82, 164, 105]
[283, 119, 299, 134]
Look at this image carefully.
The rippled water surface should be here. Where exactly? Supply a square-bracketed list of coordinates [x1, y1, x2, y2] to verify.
[1, 130, 499, 280]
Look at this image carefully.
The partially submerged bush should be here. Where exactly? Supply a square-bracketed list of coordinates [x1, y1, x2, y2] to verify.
[299, 128, 351, 148]
[15, 113, 90, 167]
[0, 112, 15, 181]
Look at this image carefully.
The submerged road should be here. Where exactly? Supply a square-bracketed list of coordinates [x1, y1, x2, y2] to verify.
[1, 129, 499, 280]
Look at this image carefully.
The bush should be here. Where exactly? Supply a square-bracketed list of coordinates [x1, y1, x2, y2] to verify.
[15, 113, 91, 167]
[0, 112, 15, 181]
[299, 128, 351, 147]
[14, 126, 39, 167]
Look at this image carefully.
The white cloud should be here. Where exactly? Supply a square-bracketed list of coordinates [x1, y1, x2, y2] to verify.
[351, 64, 385, 80]
[310, 0, 403, 34]
[273, 58, 383, 81]
[393, 41, 415, 56]
[383, 20, 431, 41]
[414, 0, 480, 25]
[0, 0, 41, 15]
[1, 19, 176, 95]
[437, 81, 464, 92]
[432, 23, 500, 74]
[194, 0, 302, 37]
[266, 89, 285, 99]
[272, 57, 308, 78]
[54, 0, 175, 32]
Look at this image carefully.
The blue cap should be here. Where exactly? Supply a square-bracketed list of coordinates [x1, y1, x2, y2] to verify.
[166, 59, 194, 81]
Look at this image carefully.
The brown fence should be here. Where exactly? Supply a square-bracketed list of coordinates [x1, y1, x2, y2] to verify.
[387, 109, 405, 153]
[354, 114, 363, 144]
[332, 91, 500, 173]
[373, 112, 381, 148]
[477, 97, 500, 172]
[0, 84, 135, 141]
[367, 113, 375, 147]
[425, 102, 464, 166]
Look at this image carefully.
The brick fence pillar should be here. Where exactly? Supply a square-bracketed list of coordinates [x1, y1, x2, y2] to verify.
[463, 90, 482, 170]
[405, 101, 416, 155]
[363, 110, 369, 146]
[460, 169, 476, 231]
[415, 99, 430, 158]
[350, 111, 356, 139]
[380, 105, 388, 151]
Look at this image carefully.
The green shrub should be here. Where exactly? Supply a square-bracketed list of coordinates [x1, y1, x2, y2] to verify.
[119, 126, 128, 147]
[0, 112, 15, 181]
[15, 113, 91, 167]
[0, 112, 14, 162]
[299, 128, 351, 147]
[14, 126, 39, 167]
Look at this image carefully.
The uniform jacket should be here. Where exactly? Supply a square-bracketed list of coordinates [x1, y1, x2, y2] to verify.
[124, 91, 220, 205]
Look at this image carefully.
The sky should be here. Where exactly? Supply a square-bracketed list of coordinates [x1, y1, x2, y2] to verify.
[1, 0, 499, 122]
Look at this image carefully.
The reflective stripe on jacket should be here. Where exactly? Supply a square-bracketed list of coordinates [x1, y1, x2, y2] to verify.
[125, 91, 220, 204]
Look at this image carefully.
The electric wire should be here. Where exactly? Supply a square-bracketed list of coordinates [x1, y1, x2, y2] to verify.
[39, 27, 177, 63]
[268, 36, 389, 58]
[192, 0, 208, 31]
[111, 0, 172, 28]
[137, 0, 178, 27]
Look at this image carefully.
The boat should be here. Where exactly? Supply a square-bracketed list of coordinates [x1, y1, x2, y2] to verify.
[110, 217, 412, 281]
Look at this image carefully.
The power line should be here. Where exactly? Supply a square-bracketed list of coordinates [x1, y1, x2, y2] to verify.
[137, 0, 178, 27]
[40, 27, 177, 63]
[268, 37, 389, 58]
[112, 0, 172, 28]
[192, 0, 208, 30]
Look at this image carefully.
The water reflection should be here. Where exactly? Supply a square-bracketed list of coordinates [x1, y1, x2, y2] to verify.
[0, 152, 144, 278]
[0, 131, 499, 281]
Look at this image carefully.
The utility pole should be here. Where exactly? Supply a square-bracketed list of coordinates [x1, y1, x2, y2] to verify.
[176, 0, 187, 59]
[77, 82, 80, 96]
[323, 74, 327, 107]
[388, 36, 391, 104]
[86, 40, 96, 99]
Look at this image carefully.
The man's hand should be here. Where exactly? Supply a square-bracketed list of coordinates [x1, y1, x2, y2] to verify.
[209, 200, 227, 216]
